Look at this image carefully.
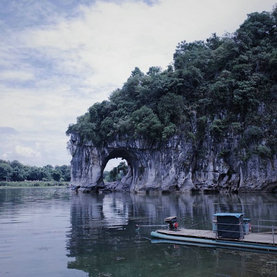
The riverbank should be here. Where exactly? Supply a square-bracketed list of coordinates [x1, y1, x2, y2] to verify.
[0, 181, 69, 188]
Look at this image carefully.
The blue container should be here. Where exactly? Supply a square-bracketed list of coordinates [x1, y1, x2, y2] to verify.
[212, 217, 217, 233]
[214, 213, 244, 239]
[243, 218, 251, 235]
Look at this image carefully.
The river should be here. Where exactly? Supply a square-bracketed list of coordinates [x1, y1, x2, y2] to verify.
[0, 187, 276, 276]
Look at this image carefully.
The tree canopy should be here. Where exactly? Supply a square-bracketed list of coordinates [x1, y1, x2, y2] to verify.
[0, 160, 70, 182]
[67, 8, 277, 158]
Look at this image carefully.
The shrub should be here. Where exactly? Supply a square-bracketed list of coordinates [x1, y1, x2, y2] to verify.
[231, 122, 242, 133]
[243, 126, 263, 143]
[218, 149, 230, 159]
[210, 119, 225, 138]
[196, 116, 207, 139]
[162, 123, 177, 140]
[256, 145, 272, 158]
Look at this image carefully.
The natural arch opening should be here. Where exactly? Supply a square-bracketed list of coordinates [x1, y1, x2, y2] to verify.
[101, 148, 136, 190]
[103, 158, 129, 183]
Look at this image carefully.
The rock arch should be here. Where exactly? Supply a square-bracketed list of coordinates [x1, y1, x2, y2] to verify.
[69, 134, 145, 192]
[68, 133, 194, 192]
[68, 133, 277, 193]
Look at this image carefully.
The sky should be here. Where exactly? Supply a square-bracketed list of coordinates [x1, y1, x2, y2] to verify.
[0, 0, 276, 168]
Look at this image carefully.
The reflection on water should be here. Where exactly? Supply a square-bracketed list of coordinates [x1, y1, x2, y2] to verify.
[0, 188, 276, 276]
[67, 192, 277, 277]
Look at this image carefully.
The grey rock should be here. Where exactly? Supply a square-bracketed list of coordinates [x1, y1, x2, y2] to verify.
[68, 133, 277, 193]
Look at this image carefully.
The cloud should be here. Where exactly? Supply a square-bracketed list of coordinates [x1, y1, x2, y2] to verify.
[0, 70, 34, 81]
[0, 127, 18, 135]
[21, 0, 277, 91]
[15, 145, 40, 158]
[0, 126, 71, 166]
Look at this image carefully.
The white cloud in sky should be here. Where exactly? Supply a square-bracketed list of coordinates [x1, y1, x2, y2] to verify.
[15, 145, 40, 158]
[0, 0, 275, 166]
[0, 70, 34, 81]
[19, 0, 276, 98]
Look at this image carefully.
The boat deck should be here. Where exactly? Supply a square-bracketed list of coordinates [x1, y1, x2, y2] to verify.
[156, 228, 276, 245]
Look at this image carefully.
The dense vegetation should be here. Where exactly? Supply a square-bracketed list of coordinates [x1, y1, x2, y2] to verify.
[67, 9, 277, 159]
[0, 160, 71, 182]
[103, 161, 128, 182]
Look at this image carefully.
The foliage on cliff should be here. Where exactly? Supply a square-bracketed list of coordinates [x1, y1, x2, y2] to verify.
[67, 9, 277, 157]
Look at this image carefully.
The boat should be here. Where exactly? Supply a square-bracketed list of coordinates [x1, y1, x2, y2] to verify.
[151, 213, 277, 253]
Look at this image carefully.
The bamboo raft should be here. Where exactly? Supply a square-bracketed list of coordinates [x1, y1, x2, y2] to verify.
[151, 228, 277, 252]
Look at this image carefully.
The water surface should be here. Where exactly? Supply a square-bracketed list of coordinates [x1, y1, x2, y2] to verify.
[0, 188, 276, 276]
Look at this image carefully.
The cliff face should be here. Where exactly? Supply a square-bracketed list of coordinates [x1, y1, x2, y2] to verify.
[68, 132, 277, 193]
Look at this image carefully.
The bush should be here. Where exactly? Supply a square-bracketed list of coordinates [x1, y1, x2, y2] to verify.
[256, 145, 272, 158]
[210, 119, 225, 138]
[162, 123, 177, 140]
[196, 116, 207, 139]
[218, 149, 230, 159]
[187, 132, 196, 142]
[131, 106, 163, 140]
[243, 126, 263, 143]
[231, 122, 242, 133]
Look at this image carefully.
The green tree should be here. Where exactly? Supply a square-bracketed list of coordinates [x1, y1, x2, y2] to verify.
[131, 106, 163, 140]
[157, 93, 185, 125]
[52, 170, 61, 182]
[104, 161, 128, 182]
[57, 165, 71, 181]
[10, 167, 25, 181]
[0, 162, 12, 181]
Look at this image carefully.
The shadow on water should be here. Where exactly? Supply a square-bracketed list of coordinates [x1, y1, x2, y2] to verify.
[66, 192, 277, 277]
